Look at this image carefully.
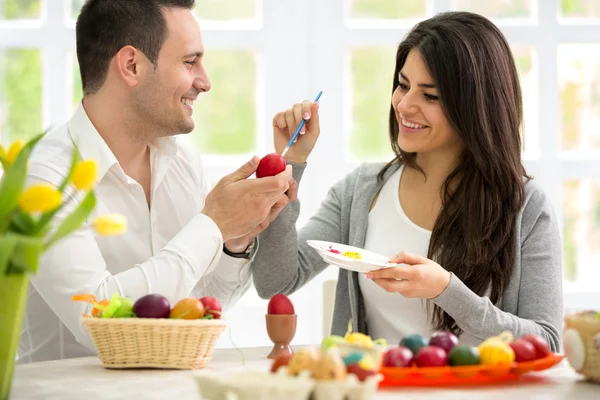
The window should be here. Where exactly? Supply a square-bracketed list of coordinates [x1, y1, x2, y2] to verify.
[1, 0, 599, 349]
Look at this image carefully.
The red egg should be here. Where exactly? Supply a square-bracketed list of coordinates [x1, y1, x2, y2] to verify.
[270, 352, 293, 373]
[521, 334, 551, 359]
[415, 346, 448, 367]
[346, 363, 377, 382]
[267, 294, 295, 315]
[383, 346, 413, 367]
[199, 296, 222, 319]
[256, 153, 286, 178]
[509, 339, 537, 362]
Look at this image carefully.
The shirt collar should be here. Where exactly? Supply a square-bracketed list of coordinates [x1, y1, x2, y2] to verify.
[68, 102, 178, 183]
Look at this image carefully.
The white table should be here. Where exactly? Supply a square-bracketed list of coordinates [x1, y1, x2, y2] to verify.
[10, 347, 600, 400]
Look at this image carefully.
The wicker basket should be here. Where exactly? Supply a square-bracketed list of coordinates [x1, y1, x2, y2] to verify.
[564, 312, 600, 382]
[83, 317, 226, 369]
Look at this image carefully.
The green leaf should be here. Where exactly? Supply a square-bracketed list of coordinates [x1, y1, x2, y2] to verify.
[0, 133, 45, 230]
[6, 233, 43, 274]
[0, 234, 18, 275]
[34, 147, 80, 235]
[0, 157, 10, 172]
[44, 190, 96, 249]
[9, 211, 36, 235]
[59, 146, 79, 193]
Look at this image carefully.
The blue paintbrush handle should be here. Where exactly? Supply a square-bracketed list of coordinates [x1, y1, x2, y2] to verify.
[281, 90, 323, 156]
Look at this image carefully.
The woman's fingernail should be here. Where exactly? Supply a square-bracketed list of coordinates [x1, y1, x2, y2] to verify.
[303, 112, 310, 120]
[365, 273, 372, 279]
[300, 128, 306, 135]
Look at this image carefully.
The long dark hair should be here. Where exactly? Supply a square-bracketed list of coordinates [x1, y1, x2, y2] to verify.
[378, 11, 529, 335]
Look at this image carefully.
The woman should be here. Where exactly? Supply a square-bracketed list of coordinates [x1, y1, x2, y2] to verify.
[255, 11, 563, 351]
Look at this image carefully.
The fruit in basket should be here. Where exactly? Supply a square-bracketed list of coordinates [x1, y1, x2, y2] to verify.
[199, 296, 222, 319]
[256, 153, 287, 178]
[415, 346, 448, 367]
[520, 334, 551, 359]
[383, 346, 414, 367]
[429, 331, 459, 354]
[170, 297, 205, 319]
[448, 345, 480, 366]
[312, 349, 347, 381]
[72, 293, 129, 318]
[509, 338, 537, 362]
[479, 340, 515, 366]
[99, 293, 135, 318]
[267, 293, 295, 315]
[270, 352, 293, 373]
[133, 294, 171, 318]
[400, 334, 428, 356]
[112, 296, 135, 318]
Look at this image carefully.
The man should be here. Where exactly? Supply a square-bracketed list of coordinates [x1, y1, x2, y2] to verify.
[19, 0, 315, 363]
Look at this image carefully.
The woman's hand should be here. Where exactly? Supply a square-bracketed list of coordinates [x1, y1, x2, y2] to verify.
[365, 252, 451, 299]
[272, 101, 320, 164]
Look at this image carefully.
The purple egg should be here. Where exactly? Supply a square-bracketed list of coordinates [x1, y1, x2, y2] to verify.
[133, 294, 170, 318]
[429, 331, 459, 354]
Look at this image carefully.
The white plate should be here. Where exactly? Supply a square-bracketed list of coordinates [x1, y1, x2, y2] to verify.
[306, 240, 402, 273]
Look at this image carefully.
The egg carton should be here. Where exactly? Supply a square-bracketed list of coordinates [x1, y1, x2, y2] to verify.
[193, 367, 382, 400]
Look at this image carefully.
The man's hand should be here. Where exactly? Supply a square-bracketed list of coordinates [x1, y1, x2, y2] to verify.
[201, 156, 293, 243]
[224, 178, 298, 253]
[273, 100, 320, 164]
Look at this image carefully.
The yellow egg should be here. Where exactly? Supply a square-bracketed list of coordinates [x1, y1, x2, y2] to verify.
[312, 350, 347, 381]
[345, 332, 374, 348]
[479, 341, 515, 366]
[287, 348, 319, 376]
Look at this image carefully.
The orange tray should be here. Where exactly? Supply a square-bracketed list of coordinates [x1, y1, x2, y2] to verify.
[379, 353, 565, 387]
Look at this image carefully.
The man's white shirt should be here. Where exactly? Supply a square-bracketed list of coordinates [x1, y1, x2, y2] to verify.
[18, 104, 254, 363]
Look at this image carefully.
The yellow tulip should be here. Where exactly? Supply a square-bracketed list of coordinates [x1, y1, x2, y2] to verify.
[18, 184, 62, 213]
[0, 144, 6, 161]
[94, 214, 127, 236]
[6, 139, 25, 165]
[72, 159, 98, 191]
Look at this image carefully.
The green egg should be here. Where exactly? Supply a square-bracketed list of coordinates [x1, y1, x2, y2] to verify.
[399, 334, 428, 356]
[448, 345, 480, 366]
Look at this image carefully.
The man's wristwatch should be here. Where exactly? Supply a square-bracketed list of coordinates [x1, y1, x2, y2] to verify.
[223, 239, 255, 259]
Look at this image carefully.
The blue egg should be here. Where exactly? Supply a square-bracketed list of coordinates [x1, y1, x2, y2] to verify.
[343, 352, 364, 365]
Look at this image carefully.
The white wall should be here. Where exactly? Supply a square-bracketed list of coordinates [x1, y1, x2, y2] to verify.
[1, 0, 599, 350]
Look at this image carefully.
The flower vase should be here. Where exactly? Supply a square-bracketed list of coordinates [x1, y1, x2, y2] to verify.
[0, 272, 29, 400]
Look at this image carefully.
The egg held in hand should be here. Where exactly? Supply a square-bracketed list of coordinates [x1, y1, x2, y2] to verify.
[267, 293, 295, 315]
[256, 153, 287, 178]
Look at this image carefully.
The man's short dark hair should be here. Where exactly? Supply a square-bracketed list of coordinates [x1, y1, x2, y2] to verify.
[76, 0, 196, 95]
